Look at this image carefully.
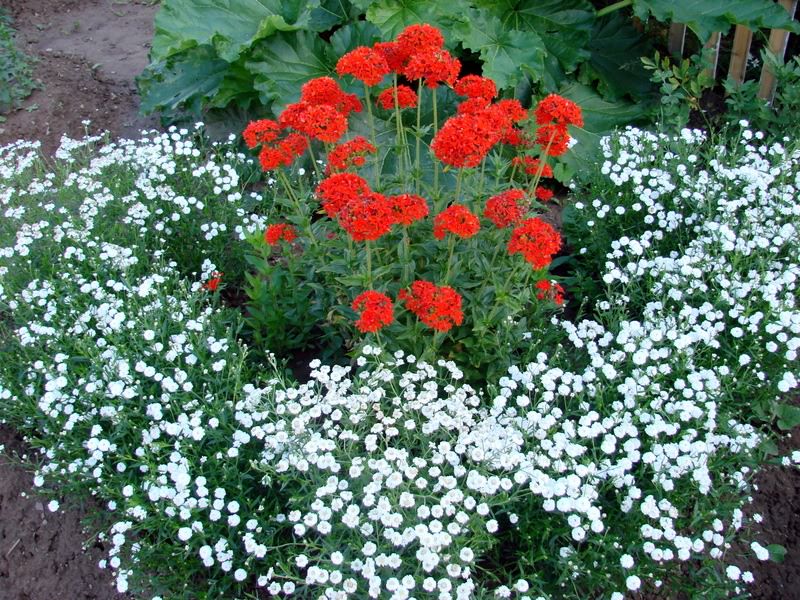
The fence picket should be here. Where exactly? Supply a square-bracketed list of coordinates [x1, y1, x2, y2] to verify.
[757, 0, 798, 101]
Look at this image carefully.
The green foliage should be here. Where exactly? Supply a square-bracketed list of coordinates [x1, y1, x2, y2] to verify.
[724, 52, 800, 140]
[641, 49, 715, 129]
[0, 11, 40, 115]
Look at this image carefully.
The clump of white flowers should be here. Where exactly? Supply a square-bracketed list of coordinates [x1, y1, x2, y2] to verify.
[0, 122, 797, 599]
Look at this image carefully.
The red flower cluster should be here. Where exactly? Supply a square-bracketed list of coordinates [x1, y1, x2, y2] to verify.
[433, 204, 480, 240]
[454, 75, 497, 101]
[535, 186, 554, 202]
[532, 94, 583, 157]
[434, 98, 527, 168]
[300, 77, 362, 116]
[327, 137, 377, 173]
[396, 24, 444, 55]
[403, 49, 461, 88]
[484, 189, 527, 228]
[243, 119, 281, 149]
[399, 280, 464, 332]
[513, 156, 553, 178]
[376, 85, 418, 110]
[336, 47, 390, 86]
[264, 223, 298, 246]
[258, 133, 308, 171]
[315, 173, 372, 218]
[535, 279, 565, 305]
[279, 102, 348, 143]
[534, 94, 584, 128]
[352, 290, 394, 333]
[338, 192, 395, 241]
[389, 193, 429, 226]
[508, 218, 562, 269]
[202, 272, 223, 292]
[374, 41, 409, 72]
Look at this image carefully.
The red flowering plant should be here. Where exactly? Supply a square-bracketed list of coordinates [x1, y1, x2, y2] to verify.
[241, 25, 582, 379]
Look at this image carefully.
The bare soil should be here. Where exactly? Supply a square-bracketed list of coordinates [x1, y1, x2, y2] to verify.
[0, 0, 159, 155]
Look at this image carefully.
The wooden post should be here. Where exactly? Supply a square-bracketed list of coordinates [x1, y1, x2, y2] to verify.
[757, 0, 798, 101]
[668, 23, 687, 57]
[727, 25, 754, 86]
[702, 32, 721, 80]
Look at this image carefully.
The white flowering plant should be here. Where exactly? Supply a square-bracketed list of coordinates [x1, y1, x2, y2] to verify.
[0, 118, 798, 600]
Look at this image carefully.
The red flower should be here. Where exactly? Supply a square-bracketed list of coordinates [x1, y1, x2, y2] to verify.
[431, 113, 500, 168]
[396, 24, 445, 56]
[433, 204, 480, 240]
[501, 128, 528, 147]
[352, 290, 394, 333]
[512, 156, 553, 177]
[280, 133, 308, 157]
[508, 218, 561, 269]
[373, 41, 411, 72]
[484, 189, 527, 228]
[327, 137, 377, 173]
[389, 193, 429, 226]
[336, 46, 391, 86]
[535, 124, 571, 157]
[203, 272, 223, 292]
[264, 224, 298, 245]
[315, 173, 372, 218]
[535, 186, 554, 202]
[454, 75, 497, 101]
[259, 144, 294, 171]
[495, 99, 529, 124]
[279, 102, 348, 143]
[534, 94, 583, 127]
[456, 97, 491, 116]
[376, 85, 418, 110]
[535, 279, 565, 305]
[300, 77, 362, 115]
[399, 280, 463, 332]
[243, 119, 281, 149]
[338, 192, 395, 241]
[403, 48, 461, 88]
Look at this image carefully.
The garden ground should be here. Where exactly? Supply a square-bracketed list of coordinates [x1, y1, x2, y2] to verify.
[0, 1, 799, 599]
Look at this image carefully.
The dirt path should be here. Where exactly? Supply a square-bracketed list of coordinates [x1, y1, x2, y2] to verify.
[0, 0, 159, 155]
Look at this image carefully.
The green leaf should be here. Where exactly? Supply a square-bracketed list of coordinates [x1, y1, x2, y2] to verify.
[150, 0, 318, 62]
[633, 0, 800, 41]
[137, 45, 230, 114]
[365, 0, 471, 42]
[454, 8, 546, 89]
[768, 544, 787, 563]
[308, 0, 356, 32]
[775, 403, 800, 430]
[478, 0, 594, 73]
[329, 21, 383, 58]
[247, 31, 334, 111]
[585, 13, 656, 101]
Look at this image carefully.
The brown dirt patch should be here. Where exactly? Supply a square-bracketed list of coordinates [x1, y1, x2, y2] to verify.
[0, 0, 159, 155]
[0, 425, 128, 600]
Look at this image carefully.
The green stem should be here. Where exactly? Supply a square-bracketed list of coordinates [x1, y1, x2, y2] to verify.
[364, 83, 380, 189]
[432, 88, 439, 196]
[478, 157, 487, 199]
[402, 227, 412, 286]
[392, 77, 405, 179]
[366, 240, 373, 289]
[444, 235, 456, 284]
[305, 138, 322, 183]
[277, 169, 315, 248]
[415, 83, 423, 194]
[530, 133, 555, 199]
[596, 0, 632, 17]
[455, 168, 464, 205]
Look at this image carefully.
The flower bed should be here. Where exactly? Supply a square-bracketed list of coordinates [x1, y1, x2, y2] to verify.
[1, 26, 799, 600]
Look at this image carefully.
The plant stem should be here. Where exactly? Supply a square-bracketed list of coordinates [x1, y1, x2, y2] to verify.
[596, 0, 632, 17]
[415, 83, 423, 194]
[366, 240, 373, 288]
[455, 168, 464, 205]
[402, 227, 412, 285]
[444, 235, 455, 284]
[277, 169, 316, 248]
[305, 137, 322, 183]
[530, 133, 555, 199]
[364, 82, 380, 189]
[392, 76, 405, 179]
[432, 87, 439, 195]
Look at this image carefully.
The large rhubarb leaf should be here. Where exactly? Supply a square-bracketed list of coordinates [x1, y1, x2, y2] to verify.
[150, 0, 316, 62]
[477, 0, 594, 73]
[454, 8, 547, 89]
[633, 0, 800, 41]
[138, 45, 231, 114]
[364, 0, 471, 42]
[247, 31, 335, 112]
[584, 13, 655, 101]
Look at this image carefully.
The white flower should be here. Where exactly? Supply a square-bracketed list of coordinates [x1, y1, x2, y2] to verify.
[626, 575, 641, 591]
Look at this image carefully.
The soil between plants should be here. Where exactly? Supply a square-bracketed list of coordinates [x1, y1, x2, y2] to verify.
[0, 1, 799, 598]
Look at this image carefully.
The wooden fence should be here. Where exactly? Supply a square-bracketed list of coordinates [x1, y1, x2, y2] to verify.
[666, 0, 797, 102]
